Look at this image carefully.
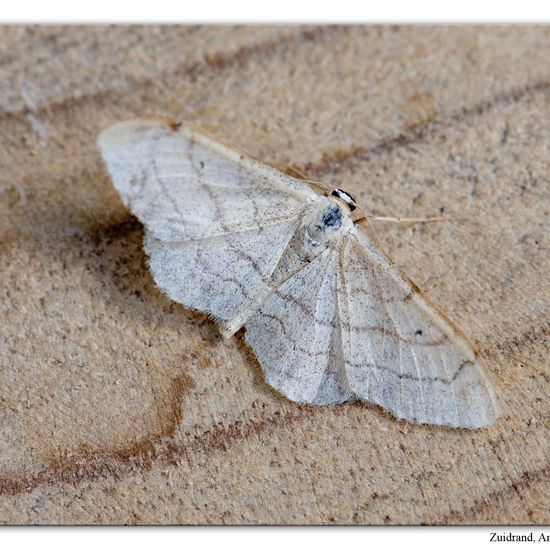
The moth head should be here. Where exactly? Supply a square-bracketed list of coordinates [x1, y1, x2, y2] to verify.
[331, 188, 357, 212]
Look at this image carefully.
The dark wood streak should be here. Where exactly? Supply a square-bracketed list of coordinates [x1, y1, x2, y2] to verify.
[0, 407, 309, 497]
[482, 323, 550, 360]
[0, 317, 543, 497]
[439, 462, 550, 524]
[302, 79, 550, 177]
[0, 26, 342, 128]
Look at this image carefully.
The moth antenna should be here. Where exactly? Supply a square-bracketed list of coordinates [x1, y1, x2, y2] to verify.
[368, 215, 465, 225]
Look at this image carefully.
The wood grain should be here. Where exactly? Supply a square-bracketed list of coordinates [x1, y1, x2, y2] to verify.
[0, 25, 548, 524]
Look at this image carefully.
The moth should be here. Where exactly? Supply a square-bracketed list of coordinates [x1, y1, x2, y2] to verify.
[98, 118, 498, 428]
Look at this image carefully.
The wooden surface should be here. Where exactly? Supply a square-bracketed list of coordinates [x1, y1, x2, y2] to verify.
[0, 25, 548, 525]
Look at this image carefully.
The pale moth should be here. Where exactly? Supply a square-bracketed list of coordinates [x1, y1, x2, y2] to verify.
[98, 118, 498, 428]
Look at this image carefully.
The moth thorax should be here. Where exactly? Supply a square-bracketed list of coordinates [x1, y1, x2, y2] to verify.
[305, 203, 343, 246]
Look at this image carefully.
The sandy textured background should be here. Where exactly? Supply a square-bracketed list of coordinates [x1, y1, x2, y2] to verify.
[0, 25, 548, 525]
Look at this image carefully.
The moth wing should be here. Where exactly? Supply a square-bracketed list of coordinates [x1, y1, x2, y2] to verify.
[98, 118, 318, 333]
[97, 118, 318, 242]
[245, 246, 353, 404]
[244, 222, 498, 428]
[143, 218, 302, 335]
[338, 226, 498, 428]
